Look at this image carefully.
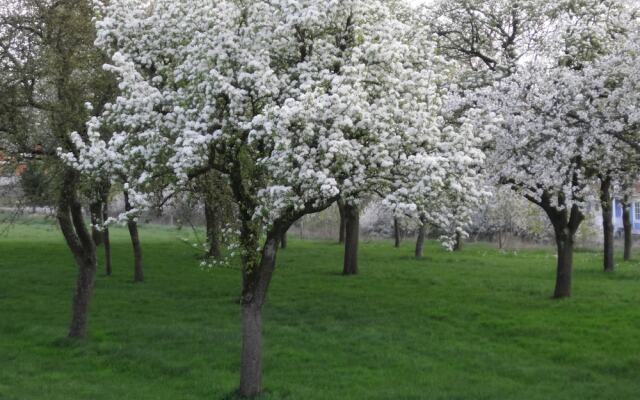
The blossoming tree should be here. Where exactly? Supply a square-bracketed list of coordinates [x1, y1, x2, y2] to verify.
[474, 0, 638, 297]
[66, 0, 487, 395]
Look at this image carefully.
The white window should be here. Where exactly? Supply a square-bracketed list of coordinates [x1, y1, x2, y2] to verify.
[635, 203, 640, 221]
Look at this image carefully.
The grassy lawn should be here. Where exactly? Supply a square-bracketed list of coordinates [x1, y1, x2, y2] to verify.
[1, 221, 640, 399]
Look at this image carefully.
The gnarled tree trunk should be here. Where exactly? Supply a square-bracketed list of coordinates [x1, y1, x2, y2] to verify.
[343, 204, 359, 275]
[124, 191, 144, 283]
[622, 198, 632, 261]
[599, 176, 614, 272]
[57, 168, 97, 339]
[280, 229, 288, 249]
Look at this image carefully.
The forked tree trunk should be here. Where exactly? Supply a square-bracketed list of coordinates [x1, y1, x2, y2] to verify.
[204, 195, 222, 258]
[546, 203, 583, 299]
[57, 169, 97, 339]
[124, 191, 144, 283]
[280, 230, 287, 249]
[415, 223, 426, 258]
[599, 176, 614, 272]
[337, 199, 346, 244]
[536, 192, 583, 299]
[343, 204, 359, 275]
[394, 216, 401, 248]
[453, 231, 463, 251]
[622, 199, 632, 261]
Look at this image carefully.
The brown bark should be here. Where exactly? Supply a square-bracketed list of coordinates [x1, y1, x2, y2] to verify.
[393, 216, 401, 248]
[622, 198, 632, 261]
[342, 204, 359, 275]
[599, 176, 614, 272]
[337, 199, 346, 244]
[57, 168, 97, 339]
[124, 191, 144, 283]
[415, 223, 426, 258]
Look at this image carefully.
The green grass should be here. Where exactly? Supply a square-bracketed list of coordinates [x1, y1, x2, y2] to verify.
[1, 223, 640, 399]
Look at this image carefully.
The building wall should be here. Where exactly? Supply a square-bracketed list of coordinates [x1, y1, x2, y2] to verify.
[613, 198, 640, 235]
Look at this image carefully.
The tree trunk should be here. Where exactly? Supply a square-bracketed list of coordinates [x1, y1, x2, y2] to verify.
[128, 220, 144, 283]
[240, 303, 262, 397]
[600, 176, 614, 272]
[280, 230, 287, 249]
[342, 204, 359, 275]
[337, 199, 346, 244]
[415, 223, 426, 258]
[57, 168, 97, 339]
[536, 193, 583, 299]
[238, 231, 280, 398]
[622, 198, 632, 261]
[204, 195, 222, 258]
[102, 200, 112, 276]
[89, 201, 103, 246]
[553, 228, 574, 298]
[124, 191, 144, 283]
[394, 216, 401, 248]
[68, 252, 97, 337]
[453, 231, 463, 251]
[103, 226, 112, 276]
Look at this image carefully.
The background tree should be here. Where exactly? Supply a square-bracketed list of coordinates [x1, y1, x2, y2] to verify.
[1, 0, 117, 337]
[616, 174, 638, 261]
